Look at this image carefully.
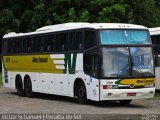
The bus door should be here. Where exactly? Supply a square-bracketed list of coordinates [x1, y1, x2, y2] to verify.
[83, 50, 100, 100]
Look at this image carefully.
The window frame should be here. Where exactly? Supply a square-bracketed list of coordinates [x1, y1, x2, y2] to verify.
[83, 48, 101, 78]
[2, 37, 23, 55]
[2, 28, 98, 56]
[68, 30, 83, 52]
[43, 33, 56, 53]
[32, 35, 44, 53]
[84, 29, 98, 50]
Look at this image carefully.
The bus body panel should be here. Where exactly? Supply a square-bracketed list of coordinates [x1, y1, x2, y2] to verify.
[2, 53, 95, 100]
[149, 27, 160, 90]
[2, 53, 100, 101]
[155, 67, 160, 90]
[100, 79, 155, 100]
[1, 23, 156, 103]
[100, 87, 155, 100]
[2, 50, 156, 101]
[83, 75, 100, 101]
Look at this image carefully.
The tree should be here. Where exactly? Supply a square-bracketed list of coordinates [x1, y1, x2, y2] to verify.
[1, 0, 160, 70]
[126, 0, 160, 27]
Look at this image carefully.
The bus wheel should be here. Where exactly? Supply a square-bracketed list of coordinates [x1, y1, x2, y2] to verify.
[16, 77, 25, 97]
[24, 77, 33, 98]
[119, 100, 132, 105]
[77, 82, 87, 104]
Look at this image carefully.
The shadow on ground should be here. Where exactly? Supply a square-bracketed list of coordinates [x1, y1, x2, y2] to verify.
[9, 91, 146, 109]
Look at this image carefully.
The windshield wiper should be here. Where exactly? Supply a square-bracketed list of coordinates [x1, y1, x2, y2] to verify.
[132, 63, 146, 78]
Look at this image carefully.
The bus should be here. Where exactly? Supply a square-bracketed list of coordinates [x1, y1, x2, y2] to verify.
[2, 23, 155, 105]
[149, 27, 160, 90]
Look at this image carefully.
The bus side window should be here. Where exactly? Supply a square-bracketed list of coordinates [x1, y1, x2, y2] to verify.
[77, 32, 82, 50]
[151, 35, 160, 67]
[56, 33, 68, 52]
[44, 34, 55, 52]
[8, 39, 14, 54]
[84, 30, 96, 49]
[69, 31, 82, 51]
[23, 37, 32, 53]
[32, 36, 43, 53]
[14, 38, 22, 53]
[84, 53, 98, 77]
[3, 39, 10, 54]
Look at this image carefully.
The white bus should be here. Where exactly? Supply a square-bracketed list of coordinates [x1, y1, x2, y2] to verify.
[149, 27, 160, 90]
[2, 23, 155, 105]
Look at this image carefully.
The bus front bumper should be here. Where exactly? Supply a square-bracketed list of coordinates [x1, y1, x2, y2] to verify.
[100, 88, 155, 101]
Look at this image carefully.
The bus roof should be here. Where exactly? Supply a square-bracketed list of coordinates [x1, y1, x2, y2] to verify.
[149, 27, 160, 35]
[3, 22, 148, 38]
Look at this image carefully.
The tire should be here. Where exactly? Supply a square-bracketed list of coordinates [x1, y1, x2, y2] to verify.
[119, 100, 132, 105]
[24, 77, 33, 98]
[16, 77, 25, 97]
[76, 82, 87, 104]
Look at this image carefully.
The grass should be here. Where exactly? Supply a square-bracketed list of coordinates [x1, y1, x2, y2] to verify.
[154, 93, 160, 98]
[0, 73, 2, 87]
[154, 90, 160, 98]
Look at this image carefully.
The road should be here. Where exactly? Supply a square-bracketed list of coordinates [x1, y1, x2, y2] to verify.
[0, 87, 160, 120]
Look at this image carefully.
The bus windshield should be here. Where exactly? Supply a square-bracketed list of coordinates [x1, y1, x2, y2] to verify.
[100, 30, 150, 44]
[101, 47, 154, 78]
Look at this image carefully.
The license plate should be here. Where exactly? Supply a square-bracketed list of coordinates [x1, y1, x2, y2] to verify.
[127, 93, 136, 96]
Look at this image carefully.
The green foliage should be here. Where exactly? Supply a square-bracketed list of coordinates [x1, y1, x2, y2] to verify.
[154, 92, 160, 99]
[126, 0, 160, 27]
[79, 10, 89, 22]
[0, 0, 160, 90]
[0, 9, 17, 33]
[0, 0, 160, 39]
[20, 10, 33, 32]
[0, 0, 160, 74]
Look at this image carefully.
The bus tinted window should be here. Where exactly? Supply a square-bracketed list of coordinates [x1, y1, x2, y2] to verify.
[23, 37, 32, 53]
[151, 35, 160, 54]
[69, 31, 82, 51]
[84, 52, 98, 77]
[5, 38, 22, 54]
[14, 38, 22, 53]
[3, 39, 9, 54]
[56, 33, 68, 52]
[7, 39, 14, 54]
[32, 36, 43, 53]
[84, 30, 96, 49]
[100, 30, 149, 44]
[44, 34, 56, 52]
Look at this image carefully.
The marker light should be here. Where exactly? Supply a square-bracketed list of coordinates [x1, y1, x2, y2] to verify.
[103, 85, 108, 89]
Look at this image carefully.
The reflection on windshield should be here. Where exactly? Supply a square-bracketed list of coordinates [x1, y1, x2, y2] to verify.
[101, 47, 154, 78]
[100, 30, 150, 44]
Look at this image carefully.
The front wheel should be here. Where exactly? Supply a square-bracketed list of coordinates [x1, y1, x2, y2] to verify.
[76, 82, 87, 104]
[119, 100, 132, 105]
[24, 77, 33, 98]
